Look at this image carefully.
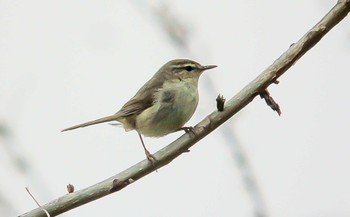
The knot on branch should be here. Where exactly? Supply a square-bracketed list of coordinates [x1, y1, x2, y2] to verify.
[110, 178, 135, 193]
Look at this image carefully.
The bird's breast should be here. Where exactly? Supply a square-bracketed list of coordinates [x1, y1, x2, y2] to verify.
[135, 79, 199, 137]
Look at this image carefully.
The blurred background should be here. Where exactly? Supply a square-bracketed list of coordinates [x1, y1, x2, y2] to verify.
[1, 0, 350, 217]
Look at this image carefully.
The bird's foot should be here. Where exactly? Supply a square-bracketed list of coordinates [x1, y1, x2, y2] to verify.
[145, 150, 157, 166]
[176, 126, 196, 135]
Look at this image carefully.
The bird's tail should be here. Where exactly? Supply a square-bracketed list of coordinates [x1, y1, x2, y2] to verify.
[61, 114, 120, 132]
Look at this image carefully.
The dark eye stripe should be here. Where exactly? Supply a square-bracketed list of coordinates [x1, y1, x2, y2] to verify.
[171, 63, 198, 73]
[185, 65, 193, 71]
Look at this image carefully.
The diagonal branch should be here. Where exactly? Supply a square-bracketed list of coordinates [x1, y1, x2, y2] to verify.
[19, 1, 350, 216]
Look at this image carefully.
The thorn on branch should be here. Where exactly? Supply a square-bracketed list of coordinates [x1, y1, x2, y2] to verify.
[25, 187, 50, 217]
[216, 94, 226, 112]
[67, 184, 75, 193]
[110, 178, 134, 193]
[260, 90, 282, 116]
[273, 79, 280, 84]
[271, 76, 280, 84]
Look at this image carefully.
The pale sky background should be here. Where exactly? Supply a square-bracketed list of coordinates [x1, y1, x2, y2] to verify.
[1, 1, 350, 217]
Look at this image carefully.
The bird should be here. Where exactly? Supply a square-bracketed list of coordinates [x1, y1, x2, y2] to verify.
[62, 59, 217, 163]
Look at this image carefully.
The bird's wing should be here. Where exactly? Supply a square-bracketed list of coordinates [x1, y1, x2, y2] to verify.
[116, 74, 164, 117]
[117, 96, 153, 116]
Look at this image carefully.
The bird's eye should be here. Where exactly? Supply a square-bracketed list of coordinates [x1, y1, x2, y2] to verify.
[185, 66, 193, 72]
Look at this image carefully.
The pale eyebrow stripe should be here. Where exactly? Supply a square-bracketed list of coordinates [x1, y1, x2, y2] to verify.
[172, 63, 197, 69]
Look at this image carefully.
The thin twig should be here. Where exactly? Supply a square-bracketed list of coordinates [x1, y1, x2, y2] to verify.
[25, 187, 50, 217]
[19, 1, 350, 216]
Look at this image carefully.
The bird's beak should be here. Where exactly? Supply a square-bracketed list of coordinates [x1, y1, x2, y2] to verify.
[203, 65, 217, 70]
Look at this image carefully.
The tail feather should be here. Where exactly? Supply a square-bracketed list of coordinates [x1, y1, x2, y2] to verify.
[61, 115, 120, 132]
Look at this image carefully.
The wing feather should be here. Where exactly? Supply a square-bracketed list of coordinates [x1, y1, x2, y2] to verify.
[116, 73, 165, 117]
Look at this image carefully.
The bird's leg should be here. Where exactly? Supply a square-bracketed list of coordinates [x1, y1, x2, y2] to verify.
[138, 133, 157, 165]
[175, 126, 196, 135]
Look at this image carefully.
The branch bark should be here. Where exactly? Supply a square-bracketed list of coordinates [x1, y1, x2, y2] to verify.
[19, 1, 350, 216]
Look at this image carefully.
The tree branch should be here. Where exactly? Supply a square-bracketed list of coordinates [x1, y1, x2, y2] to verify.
[19, 1, 350, 216]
